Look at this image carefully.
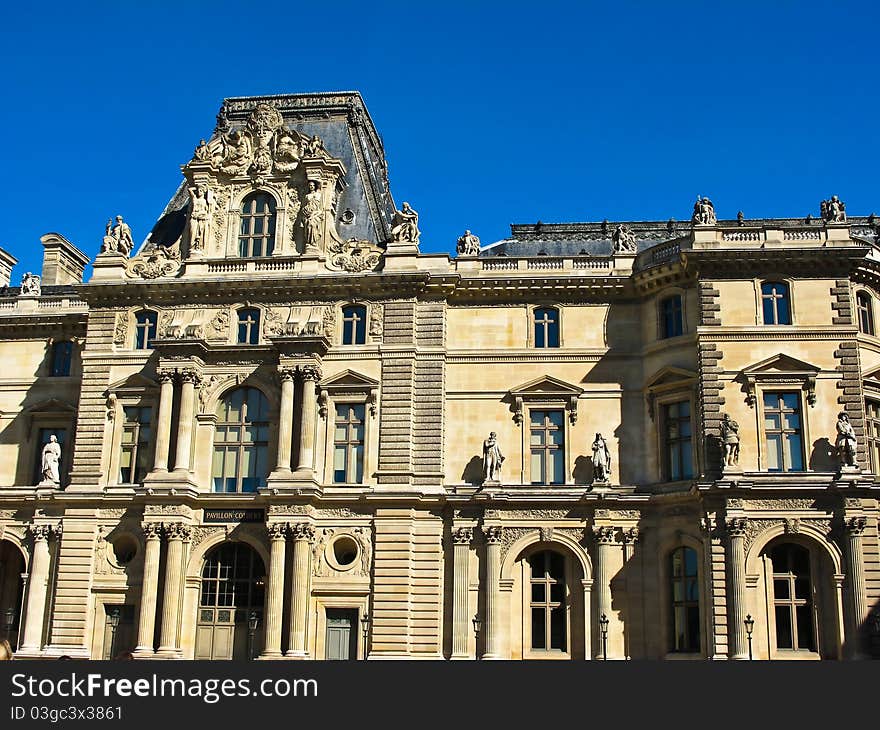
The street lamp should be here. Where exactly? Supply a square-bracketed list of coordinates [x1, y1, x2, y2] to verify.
[3, 607, 15, 639]
[360, 612, 371, 660]
[744, 614, 755, 660]
[107, 607, 121, 659]
[247, 610, 260, 660]
[472, 614, 482, 660]
[598, 613, 609, 661]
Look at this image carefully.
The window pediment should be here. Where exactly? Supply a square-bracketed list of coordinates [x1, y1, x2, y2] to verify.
[863, 365, 880, 397]
[106, 372, 159, 395]
[740, 353, 820, 408]
[318, 369, 379, 418]
[644, 367, 697, 420]
[23, 398, 76, 430]
[509, 375, 583, 425]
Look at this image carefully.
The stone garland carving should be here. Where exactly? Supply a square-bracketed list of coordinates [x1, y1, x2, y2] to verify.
[212, 185, 232, 251]
[105, 394, 117, 422]
[98, 508, 128, 519]
[743, 499, 816, 511]
[742, 518, 833, 553]
[207, 310, 230, 340]
[499, 527, 532, 561]
[197, 375, 222, 414]
[593, 509, 641, 520]
[268, 504, 313, 516]
[322, 306, 336, 340]
[157, 311, 174, 339]
[326, 238, 384, 273]
[144, 504, 193, 518]
[113, 312, 128, 347]
[286, 186, 301, 246]
[488, 509, 571, 520]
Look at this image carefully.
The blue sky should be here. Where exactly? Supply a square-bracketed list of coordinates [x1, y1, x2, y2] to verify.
[1, 1, 877, 279]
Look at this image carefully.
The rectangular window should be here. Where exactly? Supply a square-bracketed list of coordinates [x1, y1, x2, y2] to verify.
[119, 406, 153, 484]
[866, 400, 880, 473]
[660, 296, 683, 338]
[763, 392, 804, 472]
[50, 341, 73, 377]
[530, 410, 565, 485]
[662, 401, 693, 481]
[533, 308, 560, 348]
[333, 403, 365, 484]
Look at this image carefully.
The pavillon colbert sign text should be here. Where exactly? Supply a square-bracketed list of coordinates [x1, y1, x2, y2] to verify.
[203, 509, 265, 524]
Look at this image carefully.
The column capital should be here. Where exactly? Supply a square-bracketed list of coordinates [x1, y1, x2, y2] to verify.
[845, 516, 868, 536]
[142, 522, 162, 540]
[592, 525, 617, 545]
[27, 524, 52, 542]
[178, 368, 202, 386]
[725, 517, 748, 538]
[297, 364, 322, 382]
[277, 366, 297, 383]
[267, 522, 288, 541]
[164, 522, 190, 541]
[290, 522, 315, 542]
[621, 527, 640, 545]
[483, 525, 503, 544]
[156, 368, 176, 384]
[452, 527, 474, 545]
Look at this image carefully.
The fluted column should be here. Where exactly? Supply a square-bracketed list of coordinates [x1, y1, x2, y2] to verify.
[845, 517, 868, 659]
[20, 525, 53, 651]
[287, 523, 314, 657]
[482, 526, 502, 659]
[153, 369, 175, 472]
[262, 523, 288, 658]
[451, 527, 473, 659]
[134, 523, 162, 655]
[592, 526, 616, 659]
[173, 370, 199, 472]
[620, 527, 639, 660]
[725, 518, 748, 660]
[275, 368, 296, 472]
[295, 365, 321, 475]
[157, 523, 188, 656]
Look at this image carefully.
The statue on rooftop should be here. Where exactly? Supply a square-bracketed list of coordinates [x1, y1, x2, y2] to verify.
[305, 135, 326, 157]
[612, 224, 637, 254]
[20, 272, 41, 296]
[193, 139, 210, 162]
[821, 195, 846, 223]
[101, 216, 134, 256]
[391, 202, 420, 244]
[692, 196, 717, 225]
[457, 229, 481, 256]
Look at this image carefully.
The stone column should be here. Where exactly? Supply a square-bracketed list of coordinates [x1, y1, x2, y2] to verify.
[153, 370, 175, 472]
[592, 526, 616, 659]
[262, 523, 288, 658]
[134, 523, 162, 655]
[173, 370, 199, 473]
[157, 523, 188, 656]
[451, 527, 473, 659]
[725, 518, 748, 660]
[621, 527, 639, 660]
[295, 365, 321, 475]
[845, 517, 868, 659]
[20, 525, 52, 652]
[287, 523, 314, 657]
[276, 369, 296, 472]
[482, 526, 502, 659]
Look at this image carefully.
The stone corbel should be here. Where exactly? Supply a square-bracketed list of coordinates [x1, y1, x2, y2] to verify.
[805, 376, 817, 407]
[513, 396, 524, 426]
[567, 395, 578, 425]
[368, 388, 378, 418]
[318, 388, 329, 419]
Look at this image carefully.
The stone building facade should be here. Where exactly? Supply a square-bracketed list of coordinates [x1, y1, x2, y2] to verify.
[0, 92, 878, 660]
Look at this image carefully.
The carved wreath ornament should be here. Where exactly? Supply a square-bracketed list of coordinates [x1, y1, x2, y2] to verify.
[327, 238, 383, 273]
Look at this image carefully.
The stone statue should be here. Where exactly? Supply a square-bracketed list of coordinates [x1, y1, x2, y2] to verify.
[40, 434, 61, 484]
[302, 180, 325, 250]
[456, 229, 481, 256]
[391, 202, 420, 244]
[220, 130, 252, 174]
[821, 195, 846, 223]
[193, 139, 210, 161]
[720, 412, 740, 467]
[612, 224, 637, 254]
[102, 216, 134, 256]
[737, 211, 745, 226]
[187, 184, 213, 252]
[274, 130, 301, 172]
[836, 411, 857, 467]
[19, 272, 41, 296]
[692, 196, 717, 225]
[305, 135, 326, 157]
[483, 432, 505, 483]
[591, 433, 611, 482]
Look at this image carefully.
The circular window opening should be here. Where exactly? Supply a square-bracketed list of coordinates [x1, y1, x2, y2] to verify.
[340, 209, 355, 225]
[332, 536, 359, 568]
[112, 536, 138, 565]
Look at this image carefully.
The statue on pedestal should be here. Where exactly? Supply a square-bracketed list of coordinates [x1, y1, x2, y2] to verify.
[483, 432, 505, 483]
[391, 202, 420, 244]
[302, 180, 325, 250]
[457, 230, 481, 256]
[692, 196, 717, 225]
[187, 184, 213, 253]
[612, 224, 637, 254]
[20, 273, 41, 296]
[720, 412, 740, 468]
[101, 216, 134, 257]
[591, 433, 611, 482]
[40, 434, 61, 484]
[836, 411, 857, 467]
[821, 195, 846, 223]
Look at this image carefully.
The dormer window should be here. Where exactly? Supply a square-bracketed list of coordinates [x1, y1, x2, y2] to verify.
[134, 311, 157, 350]
[237, 308, 261, 345]
[239, 192, 276, 257]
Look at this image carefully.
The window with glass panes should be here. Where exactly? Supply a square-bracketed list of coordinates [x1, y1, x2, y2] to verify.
[333, 403, 365, 483]
[857, 291, 874, 335]
[529, 551, 567, 651]
[50, 341, 73, 377]
[199, 542, 265, 617]
[660, 295, 683, 338]
[662, 401, 693, 480]
[237, 308, 261, 345]
[530, 410, 565, 484]
[769, 543, 815, 651]
[669, 547, 700, 653]
[761, 281, 791, 325]
[212, 387, 269, 493]
[341, 305, 367, 345]
[119, 406, 152, 484]
[866, 400, 880, 473]
[134, 311, 157, 350]
[763, 392, 804, 471]
[533, 308, 560, 348]
[238, 193, 276, 257]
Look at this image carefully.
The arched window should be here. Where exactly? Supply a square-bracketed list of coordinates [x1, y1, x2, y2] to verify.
[212, 387, 269, 493]
[528, 550, 566, 652]
[237, 308, 261, 345]
[238, 192, 276, 257]
[660, 295, 684, 338]
[341, 305, 367, 345]
[669, 546, 700, 653]
[533, 307, 560, 348]
[768, 543, 815, 652]
[857, 291, 874, 335]
[761, 281, 791, 325]
[134, 311, 157, 350]
[50, 340, 73, 377]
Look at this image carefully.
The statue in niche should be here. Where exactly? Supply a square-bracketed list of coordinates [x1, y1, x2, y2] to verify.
[591, 433, 611, 482]
[612, 224, 637, 254]
[193, 139, 210, 162]
[692, 196, 717, 225]
[302, 180, 325, 250]
[274, 130, 301, 172]
[456, 230, 481, 256]
[220, 130, 252, 174]
[720, 412, 740, 467]
[305, 135, 326, 157]
[821, 195, 846, 223]
[187, 184, 213, 253]
[102, 216, 134, 256]
[20, 272, 41, 296]
[482, 432, 505, 483]
[391, 202, 420, 244]
[41, 434, 61, 484]
[836, 411, 857, 467]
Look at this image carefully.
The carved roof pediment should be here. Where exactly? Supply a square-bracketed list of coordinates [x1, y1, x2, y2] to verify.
[509, 375, 584, 398]
[863, 365, 880, 382]
[741, 353, 820, 377]
[319, 369, 379, 389]
[644, 366, 697, 391]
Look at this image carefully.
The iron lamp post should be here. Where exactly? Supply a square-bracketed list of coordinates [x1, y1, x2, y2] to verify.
[361, 612, 371, 660]
[247, 610, 260, 660]
[744, 614, 755, 660]
[599, 613, 609, 661]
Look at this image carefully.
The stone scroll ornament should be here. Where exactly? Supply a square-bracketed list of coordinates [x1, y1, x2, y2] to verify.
[327, 238, 383, 273]
[126, 243, 182, 279]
